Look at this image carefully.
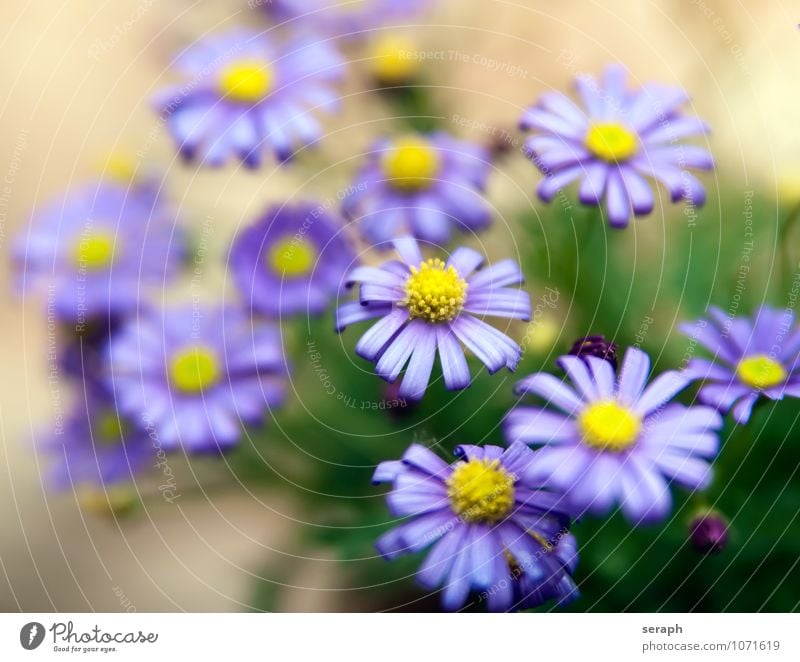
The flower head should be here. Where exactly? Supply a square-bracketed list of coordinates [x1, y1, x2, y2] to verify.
[13, 182, 182, 322]
[373, 442, 578, 611]
[504, 347, 722, 525]
[342, 132, 492, 246]
[261, 0, 432, 39]
[153, 28, 343, 167]
[41, 383, 153, 489]
[519, 64, 713, 228]
[688, 510, 729, 554]
[107, 304, 286, 452]
[230, 203, 355, 317]
[336, 237, 530, 399]
[679, 305, 800, 424]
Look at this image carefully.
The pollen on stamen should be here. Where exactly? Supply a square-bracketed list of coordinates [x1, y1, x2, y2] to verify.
[401, 258, 467, 323]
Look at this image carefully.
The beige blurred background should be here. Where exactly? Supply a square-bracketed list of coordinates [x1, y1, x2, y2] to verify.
[0, 0, 798, 611]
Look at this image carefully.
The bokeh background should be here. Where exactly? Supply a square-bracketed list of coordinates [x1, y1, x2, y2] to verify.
[1, 0, 799, 611]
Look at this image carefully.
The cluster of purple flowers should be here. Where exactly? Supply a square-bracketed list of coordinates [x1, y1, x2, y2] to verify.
[21, 4, 794, 615]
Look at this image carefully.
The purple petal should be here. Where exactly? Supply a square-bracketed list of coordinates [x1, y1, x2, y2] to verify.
[467, 259, 524, 290]
[520, 108, 586, 141]
[402, 444, 451, 477]
[446, 246, 484, 278]
[619, 166, 654, 215]
[634, 370, 689, 415]
[355, 308, 409, 361]
[732, 392, 759, 424]
[346, 265, 405, 288]
[537, 165, 584, 202]
[504, 407, 577, 445]
[463, 288, 531, 320]
[557, 355, 598, 400]
[641, 116, 710, 144]
[617, 347, 651, 404]
[335, 301, 393, 333]
[523, 445, 593, 489]
[392, 236, 423, 266]
[567, 453, 620, 516]
[683, 357, 734, 381]
[374, 321, 422, 381]
[647, 450, 712, 490]
[578, 162, 610, 204]
[604, 168, 632, 228]
[586, 356, 616, 398]
[398, 326, 437, 399]
[618, 455, 672, 525]
[417, 526, 466, 589]
[372, 460, 404, 484]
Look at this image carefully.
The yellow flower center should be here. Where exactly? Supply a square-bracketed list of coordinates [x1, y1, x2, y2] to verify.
[170, 346, 221, 393]
[736, 354, 787, 390]
[94, 410, 126, 447]
[402, 258, 467, 323]
[267, 237, 317, 278]
[74, 232, 115, 271]
[218, 61, 274, 103]
[584, 122, 638, 162]
[381, 137, 441, 191]
[370, 35, 419, 84]
[578, 400, 641, 452]
[447, 458, 516, 523]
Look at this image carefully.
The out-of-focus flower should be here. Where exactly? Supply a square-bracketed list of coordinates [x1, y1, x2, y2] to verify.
[519, 64, 713, 228]
[342, 133, 492, 246]
[230, 203, 355, 317]
[679, 306, 800, 424]
[504, 348, 722, 525]
[107, 305, 286, 452]
[43, 384, 153, 489]
[568, 334, 618, 370]
[373, 442, 578, 611]
[261, 0, 432, 39]
[153, 28, 344, 167]
[367, 34, 420, 86]
[688, 510, 729, 554]
[336, 237, 530, 399]
[13, 182, 182, 322]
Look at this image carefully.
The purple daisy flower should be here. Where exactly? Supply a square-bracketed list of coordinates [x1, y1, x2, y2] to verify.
[13, 181, 182, 322]
[230, 202, 355, 317]
[336, 237, 530, 399]
[519, 64, 714, 228]
[42, 383, 154, 489]
[504, 347, 723, 525]
[373, 442, 578, 612]
[679, 305, 800, 424]
[261, 0, 431, 39]
[107, 304, 286, 452]
[153, 28, 344, 167]
[342, 132, 492, 245]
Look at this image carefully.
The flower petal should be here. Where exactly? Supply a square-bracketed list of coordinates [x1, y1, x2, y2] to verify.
[436, 325, 471, 390]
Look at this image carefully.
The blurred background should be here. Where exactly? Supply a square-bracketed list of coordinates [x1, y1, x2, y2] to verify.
[1, 0, 799, 611]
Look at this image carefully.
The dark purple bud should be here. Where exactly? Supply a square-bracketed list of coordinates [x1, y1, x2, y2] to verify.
[568, 335, 618, 370]
[383, 381, 415, 420]
[486, 126, 519, 159]
[689, 511, 729, 554]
